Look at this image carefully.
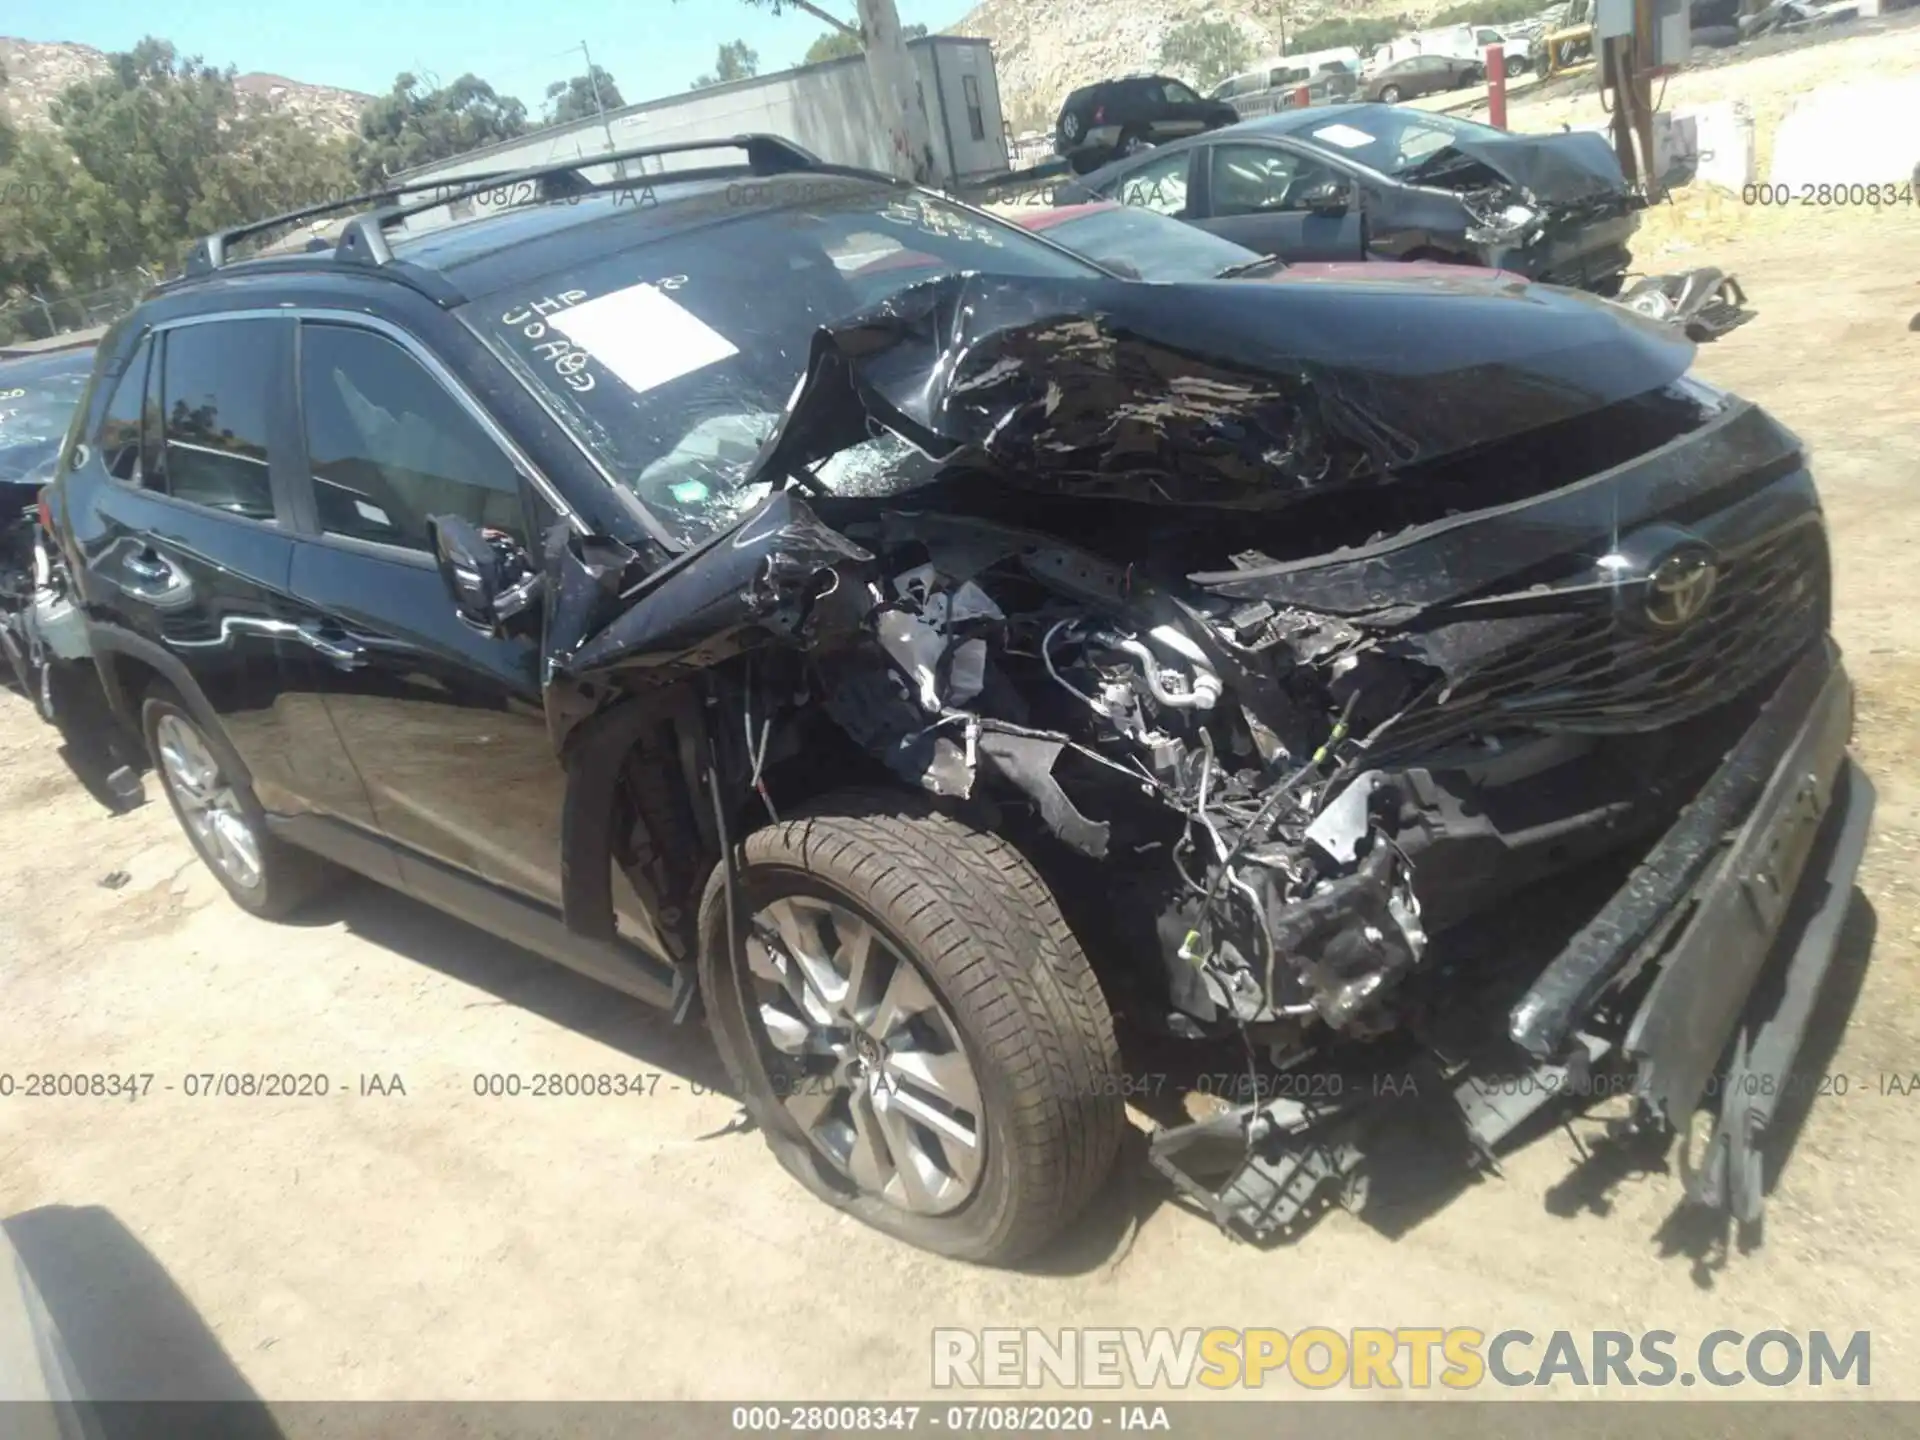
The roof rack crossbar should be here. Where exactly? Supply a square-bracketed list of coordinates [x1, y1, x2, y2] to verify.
[185, 170, 535, 274]
[332, 133, 823, 268]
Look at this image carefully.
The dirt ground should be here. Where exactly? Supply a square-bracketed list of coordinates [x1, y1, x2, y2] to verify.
[5, 156, 1920, 1411]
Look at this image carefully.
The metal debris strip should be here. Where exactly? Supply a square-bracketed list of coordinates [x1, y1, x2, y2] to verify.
[1619, 269, 1753, 341]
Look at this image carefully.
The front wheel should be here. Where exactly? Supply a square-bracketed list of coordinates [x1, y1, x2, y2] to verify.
[1378, 84, 1403, 103]
[1117, 129, 1153, 157]
[698, 794, 1123, 1264]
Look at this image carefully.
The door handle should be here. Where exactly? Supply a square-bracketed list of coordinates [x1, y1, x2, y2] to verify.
[169, 615, 365, 669]
[295, 624, 366, 669]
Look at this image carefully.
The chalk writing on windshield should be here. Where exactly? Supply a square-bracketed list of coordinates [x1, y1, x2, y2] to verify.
[876, 197, 1005, 248]
[501, 290, 595, 393]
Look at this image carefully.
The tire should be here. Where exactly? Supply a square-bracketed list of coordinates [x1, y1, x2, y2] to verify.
[698, 791, 1124, 1265]
[1117, 128, 1152, 157]
[1379, 84, 1403, 103]
[142, 684, 334, 918]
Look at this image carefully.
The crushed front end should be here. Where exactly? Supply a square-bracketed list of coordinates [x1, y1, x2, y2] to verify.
[548, 270, 1872, 1243]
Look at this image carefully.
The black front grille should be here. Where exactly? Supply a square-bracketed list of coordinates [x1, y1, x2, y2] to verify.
[1381, 520, 1829, 755]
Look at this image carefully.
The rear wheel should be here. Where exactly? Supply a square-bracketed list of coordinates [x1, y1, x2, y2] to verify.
[699, 793, 1124, 1264]
[1379, 84, 1403, 103]
[143, 685, 334, 918]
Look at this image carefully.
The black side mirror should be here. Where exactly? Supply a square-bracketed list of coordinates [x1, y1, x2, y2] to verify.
[430, 514, 542, 637]
[1302, 178, 1354, 216]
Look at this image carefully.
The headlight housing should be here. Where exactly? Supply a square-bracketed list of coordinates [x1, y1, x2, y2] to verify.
[1465, 201, 1542, 247]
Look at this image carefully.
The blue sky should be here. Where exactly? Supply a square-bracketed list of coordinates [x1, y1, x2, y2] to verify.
[7, 0, 981, 114]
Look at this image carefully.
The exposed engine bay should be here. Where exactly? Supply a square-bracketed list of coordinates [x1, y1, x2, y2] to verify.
[524, 269, 1854, 1241]
[815, 514, 1435, 1052]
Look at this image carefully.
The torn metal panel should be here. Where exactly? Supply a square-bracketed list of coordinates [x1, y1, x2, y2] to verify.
[1415, 130, 1634, 206]
[552, 488, 872, 683]
[747, 270, 1697, 514]
[976, 729, 1112, 858]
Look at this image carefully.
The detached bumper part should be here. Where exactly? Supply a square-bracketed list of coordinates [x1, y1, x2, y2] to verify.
[1514, 640, 1872, 1217]
[1148, 1096, 1368, 1241]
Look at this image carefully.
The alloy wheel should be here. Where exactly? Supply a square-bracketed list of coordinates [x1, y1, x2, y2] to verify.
[155, 713, 263, 890]
[745, 894, 985, 1216]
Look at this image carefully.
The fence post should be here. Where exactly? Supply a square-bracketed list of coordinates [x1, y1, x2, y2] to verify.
[1486, 45, 1508, 129]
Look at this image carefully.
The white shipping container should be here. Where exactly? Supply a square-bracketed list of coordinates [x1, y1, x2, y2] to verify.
[393, 36, 1010, 194]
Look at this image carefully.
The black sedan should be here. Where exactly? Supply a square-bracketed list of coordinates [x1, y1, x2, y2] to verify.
[1056, 103, 1640, 293]
[1365, 54, 1484, 103]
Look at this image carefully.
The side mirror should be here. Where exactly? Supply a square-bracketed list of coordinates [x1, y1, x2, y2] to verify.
[1302, 178, 1354, 216]
[430, 514, 543, 636]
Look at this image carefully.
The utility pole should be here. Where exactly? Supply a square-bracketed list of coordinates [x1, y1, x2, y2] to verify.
[855, 0, 939, 186]
[577, 40, 625, 178]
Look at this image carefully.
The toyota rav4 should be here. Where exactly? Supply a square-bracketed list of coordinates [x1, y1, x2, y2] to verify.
[32, 135, 1873, 1264]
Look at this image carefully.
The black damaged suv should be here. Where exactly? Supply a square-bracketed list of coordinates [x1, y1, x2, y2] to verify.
[38, 135, 1872, 1263]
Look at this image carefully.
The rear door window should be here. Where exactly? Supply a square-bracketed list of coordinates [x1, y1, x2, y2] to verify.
[298, 322, 526, 552]
[156, 321, 279, 519]
[1107, 149, 1192, 215]
[97, 337, 153, 483]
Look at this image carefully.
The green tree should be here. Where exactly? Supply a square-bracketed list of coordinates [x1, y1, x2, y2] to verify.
[1160, 19, 1252, 91]
[804, 20, 925, 63]
[350, 72, 528, 186]
[1, 38, 355, 286]
[692, 40, 761, 89]
[543, 65, 624, 124]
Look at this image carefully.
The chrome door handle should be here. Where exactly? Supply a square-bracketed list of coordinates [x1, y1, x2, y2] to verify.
[169, 615, 366, 669]
[296, 624, 366, 668]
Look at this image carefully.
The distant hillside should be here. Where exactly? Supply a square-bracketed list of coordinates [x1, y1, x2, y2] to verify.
[1, 36, 371, 140]
[947, 0, 1453, 131]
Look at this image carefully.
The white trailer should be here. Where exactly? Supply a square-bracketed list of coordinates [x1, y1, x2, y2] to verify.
[393, 35, 1008, 192]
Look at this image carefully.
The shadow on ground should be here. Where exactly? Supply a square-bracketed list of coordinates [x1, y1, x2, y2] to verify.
[2, 1203, 281, 1434]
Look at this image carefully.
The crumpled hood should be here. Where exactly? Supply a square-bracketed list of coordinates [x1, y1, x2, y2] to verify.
[748, 270, 1693, 509]
[1421, 129, 1634, 205]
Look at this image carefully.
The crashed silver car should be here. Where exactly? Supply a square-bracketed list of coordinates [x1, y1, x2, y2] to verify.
[42, 150, 1872, 1264]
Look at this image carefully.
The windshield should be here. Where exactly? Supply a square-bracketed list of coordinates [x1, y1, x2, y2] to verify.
[469, 186, 1104, 547]
[0, 349, 95, 484]
[1297, 108, 1511, 178]
[1036, 208, 1261, 282]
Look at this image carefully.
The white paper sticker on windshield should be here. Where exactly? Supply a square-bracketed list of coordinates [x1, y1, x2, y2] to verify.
[1312, 123, 1375, 149]
[548, 282, 738, 397]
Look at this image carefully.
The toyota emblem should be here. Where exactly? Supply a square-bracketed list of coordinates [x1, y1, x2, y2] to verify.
[1643, 549, 1718, 629]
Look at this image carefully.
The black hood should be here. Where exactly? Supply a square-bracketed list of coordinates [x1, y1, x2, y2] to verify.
[1414, 129, 1633, 205]
[748, 270, 1693, 509]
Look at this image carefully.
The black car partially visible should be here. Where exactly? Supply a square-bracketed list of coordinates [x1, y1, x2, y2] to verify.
[1054, 74, 1239, 174]
[0, 341, 96, 605]
[0, 335, 127, 789]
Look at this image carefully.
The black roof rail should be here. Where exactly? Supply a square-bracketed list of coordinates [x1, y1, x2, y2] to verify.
[332, 133, 825, 269]
[183, 171, 534, 275]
